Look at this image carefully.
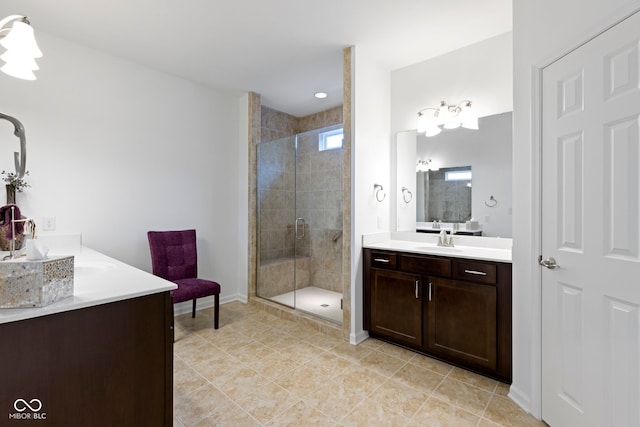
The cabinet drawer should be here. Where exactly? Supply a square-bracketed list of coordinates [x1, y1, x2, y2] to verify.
[399, 254, 451, 277]
[453, 260, 497, 285]
[370, 251, 397, 269]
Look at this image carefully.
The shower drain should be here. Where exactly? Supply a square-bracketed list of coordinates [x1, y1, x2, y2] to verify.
[320, 304, 330, 307]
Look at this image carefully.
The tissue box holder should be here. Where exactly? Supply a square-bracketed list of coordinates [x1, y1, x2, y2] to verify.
[0, 256, 74, 308]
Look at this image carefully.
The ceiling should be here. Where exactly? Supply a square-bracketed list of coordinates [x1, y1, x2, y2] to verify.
[0, 0, 512, 117]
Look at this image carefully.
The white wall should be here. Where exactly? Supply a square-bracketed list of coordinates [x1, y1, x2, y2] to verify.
[416, 112, 513, 238]
[350, 46, 391, 343]
[390, 31, 513, 135]
[512, 0, 640, 418]
[0, 32, 247, 306]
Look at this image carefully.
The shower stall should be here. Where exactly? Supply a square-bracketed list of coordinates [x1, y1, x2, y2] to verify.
[257, 124, 343, 324]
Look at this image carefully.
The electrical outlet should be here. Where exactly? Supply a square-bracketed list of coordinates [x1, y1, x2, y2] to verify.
[43, 217, 56, 231]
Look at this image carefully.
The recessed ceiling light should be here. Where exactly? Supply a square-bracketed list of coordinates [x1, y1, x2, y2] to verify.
[314, 92, 328, 99]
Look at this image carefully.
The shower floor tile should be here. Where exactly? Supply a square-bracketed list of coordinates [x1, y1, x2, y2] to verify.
[268, 286, 342, 323]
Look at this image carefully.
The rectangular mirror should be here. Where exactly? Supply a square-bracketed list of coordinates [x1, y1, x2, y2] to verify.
[395, 111, 512, 238]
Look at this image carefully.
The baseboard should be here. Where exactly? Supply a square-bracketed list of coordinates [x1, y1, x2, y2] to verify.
[350, 330, 369, 345]
[172, 293, 247, 316]
[508, 385, 533, 416]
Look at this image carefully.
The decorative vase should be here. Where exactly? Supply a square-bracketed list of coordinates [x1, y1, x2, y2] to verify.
[0, 227, 24, 252]
[6, 184, 16, 205]
[0, 196, 25, 252]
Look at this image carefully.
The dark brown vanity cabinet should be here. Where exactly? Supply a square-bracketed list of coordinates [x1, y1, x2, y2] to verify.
[369, 268, 423, 348]
[0, 292, 174, 426]
[364, 248, 512, 382]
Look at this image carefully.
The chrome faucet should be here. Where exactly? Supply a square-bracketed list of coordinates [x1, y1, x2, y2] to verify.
[437, 230, 455, 247]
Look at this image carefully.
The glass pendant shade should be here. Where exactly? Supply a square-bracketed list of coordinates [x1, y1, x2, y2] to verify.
[443, 121, 461, 129]
[458, 103, 479, 129]
[1, 61, 36, 80]
[0, 18, 42, 80]
[0, 21, 42, 57]
[417, 113, 428, 133]
[461, 115, 479, 130]
[1, 49, 39, 69]
[1, 48, 39, 80]
[424, 124, 441, 137]
[436, 104, 452, 125]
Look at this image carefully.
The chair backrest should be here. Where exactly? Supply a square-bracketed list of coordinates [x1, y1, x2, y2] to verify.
[147, 229, 198, 281]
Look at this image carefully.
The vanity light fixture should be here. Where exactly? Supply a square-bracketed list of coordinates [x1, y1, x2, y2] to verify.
[417, 100, 478, 137]
[416, 159, 438, 172]
[0, 15, 42, 80]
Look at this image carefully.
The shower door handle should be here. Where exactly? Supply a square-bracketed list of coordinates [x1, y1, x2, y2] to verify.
[295, 217, 305, 240]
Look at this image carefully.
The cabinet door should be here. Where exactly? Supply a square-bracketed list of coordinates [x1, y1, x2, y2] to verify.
[370, 268, 423, 348]
[426, 277, 497, 370]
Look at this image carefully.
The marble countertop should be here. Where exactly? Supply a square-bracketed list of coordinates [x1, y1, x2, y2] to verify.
[0, 244, 176, 325]
[363, 232, 512, 263]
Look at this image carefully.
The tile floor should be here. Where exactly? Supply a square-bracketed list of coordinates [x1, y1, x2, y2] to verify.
[173, 301, 546, 427]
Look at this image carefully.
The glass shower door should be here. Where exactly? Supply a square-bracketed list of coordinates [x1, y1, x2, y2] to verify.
[257, 124, 344, 324]
[257, 135, 298, 308]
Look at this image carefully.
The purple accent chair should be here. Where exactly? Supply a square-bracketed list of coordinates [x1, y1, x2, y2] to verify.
[147, 229, 220, 329]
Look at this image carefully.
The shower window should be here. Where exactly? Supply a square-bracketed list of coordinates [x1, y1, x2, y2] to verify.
[319, 127, 343, 151]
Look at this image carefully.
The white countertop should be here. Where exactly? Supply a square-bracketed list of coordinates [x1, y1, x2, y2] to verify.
[363, 232, 512, 263]
[0, 245, 177, 325]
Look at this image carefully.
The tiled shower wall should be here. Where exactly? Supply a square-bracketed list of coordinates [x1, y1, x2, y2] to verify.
[258, 105, 343, 296]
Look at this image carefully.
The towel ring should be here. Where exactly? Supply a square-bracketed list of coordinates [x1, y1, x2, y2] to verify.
[401, 186, 413, 204]
[485, 195, 498, 207]
[374, 184, 386, 202]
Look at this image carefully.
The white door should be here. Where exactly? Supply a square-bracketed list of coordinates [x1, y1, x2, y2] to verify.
[541, 11, 640, 427]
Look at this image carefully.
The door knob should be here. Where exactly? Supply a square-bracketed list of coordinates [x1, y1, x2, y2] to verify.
[539, 257, 559, 269]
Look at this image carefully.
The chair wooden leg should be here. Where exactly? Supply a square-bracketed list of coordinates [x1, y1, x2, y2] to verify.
[192, 299, 197, 318]
[214, 293, 219, 329]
